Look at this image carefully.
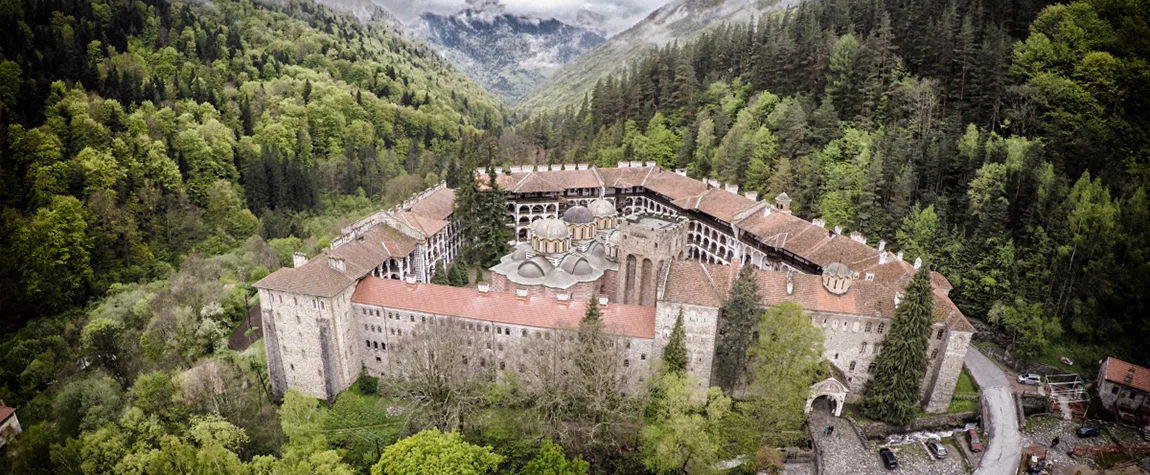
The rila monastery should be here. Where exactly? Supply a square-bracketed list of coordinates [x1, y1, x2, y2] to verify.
[256, 163, 974, 416]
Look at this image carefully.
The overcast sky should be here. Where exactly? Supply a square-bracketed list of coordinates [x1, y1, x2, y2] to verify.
[377, 0, 669, 36]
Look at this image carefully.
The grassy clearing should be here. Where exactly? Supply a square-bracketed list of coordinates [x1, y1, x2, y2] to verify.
[947, 398, 978, 414]
[323, 377, 402, 472]
[1030, 341, 1108, 380]
[954, 369, 979, 396]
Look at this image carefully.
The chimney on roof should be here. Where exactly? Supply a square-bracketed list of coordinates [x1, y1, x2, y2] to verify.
[744, 191, 758, 201]
[404, 275, 417, 285]
[557, 293, 570, 302]
[598, 296, 609, 307]
[725, 183, 740, 194]
[617, 161, 628, 168]
[477, 282, 490, 293]
[786, 271, 794, 295]
[812, 218, 826, 228]
[894, 292, 903, 308]
[774, 192, 792, 214]
[833, 225, 843, 236]
[674, 169, 687, 176]
[878, 240, 887, 252]
[913, 257, 922, 270]
[896, 251, 904, 261]
[328, 255, 346, 273]
[515, 288, 529, 299]
[850, 231, 866, 245]
[293, 252, 308, 268]
[879, 251, 888, 265]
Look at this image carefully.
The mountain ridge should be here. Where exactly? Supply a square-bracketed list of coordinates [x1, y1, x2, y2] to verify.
[515, 0, 802, 113]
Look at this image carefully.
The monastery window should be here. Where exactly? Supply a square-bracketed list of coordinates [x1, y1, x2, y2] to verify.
[296, 315, 301, 324]
[373, 341, 378, 349]
[518, 364, 524, 372]
[861, 342, 868, 353]
[523, 347, 528, 355]
[874, 345, 880, 354]
[496, 327, 502, 335]
[499, 361, 506, 370]
[641, 354, 647, 361]
[544, 333, 551, 341]
[834, 353, 839, 360]
[626, 341, 632, 349]
[366, 340, 370, 348]
[936, 329, 945, 340]
[397, 329, 402, 336]
[1112, 386, 1119, 394]
[535, 332, 541, 339]
[849, 361, 856, 371]
[290, 364, 294, 370]
[422, 316, 426, 324]
[364, 324, 368, 331]
[485, 342, 491, 349]
[320, 301, 325, 310]
[931, 349, 939, 359]
[376, 357, 381, 362]
[865, 322, 872, 332]
[302, 350, 306, 358]
[868, 363, 876, 373]
[390, 329, 395, 335]
[293, 297, 298, 305]
[479, 358, 486, 368]
[623, 359, 630, 367]
[522, 329, 528, 337]
[317, 369, 322, 377]
[381, 343, 386, 350]
[498, 343, 504, 351]
[362, 309, 366, 315]
[877, 323, 885, 334]
[485, 325, 490, 332]
[410, 315, 415, 322]
[312, 300, 316, 309]
[278, 295, 283, 304]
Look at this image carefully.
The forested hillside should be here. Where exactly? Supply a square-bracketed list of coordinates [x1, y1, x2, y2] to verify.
[0, 0, 505, 472]
[511, 0, 1150, 364]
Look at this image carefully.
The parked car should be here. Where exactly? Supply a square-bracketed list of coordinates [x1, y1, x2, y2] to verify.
[926, 439, 949, 459]
[967, 429, 983, 452]
[1017, 373, 1043, 385]
[878, 447, 898, 469]
[1076, 425, 1102, 438]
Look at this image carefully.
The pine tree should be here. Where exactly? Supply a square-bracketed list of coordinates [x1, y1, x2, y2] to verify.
[662, 308, 688, 374]
[447, 262, 469, 287]
[861, 265, 935, 425]
[713, 264, 761, 393]
[431, 261, 448, 285]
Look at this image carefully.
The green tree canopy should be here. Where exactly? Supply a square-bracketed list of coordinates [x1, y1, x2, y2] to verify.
[370, 429, 503, 475]
[862, 265, 936, 425]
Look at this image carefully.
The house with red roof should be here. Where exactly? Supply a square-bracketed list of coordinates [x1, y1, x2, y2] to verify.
[1098, 357, 1150, 425]
[0, 403, 21, 448]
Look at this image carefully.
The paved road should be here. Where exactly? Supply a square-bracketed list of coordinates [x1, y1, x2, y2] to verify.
[965, 348, 1021, 475]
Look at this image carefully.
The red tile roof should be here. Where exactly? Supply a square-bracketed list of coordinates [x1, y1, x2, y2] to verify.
[662, 261, 970, 330]
[256, 225, 417, 297]
[408, 187, 455, 222]
[1103, 357, 1150, 393]
[0, 406, 14, 424]
[395, 211, 450, 237]
[352, 277, 656, 339]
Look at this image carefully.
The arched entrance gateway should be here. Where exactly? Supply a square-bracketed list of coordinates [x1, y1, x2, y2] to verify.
[804, 377, 848, 417]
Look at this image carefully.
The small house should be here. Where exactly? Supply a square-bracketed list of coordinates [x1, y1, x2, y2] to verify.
[1097, 357, 1150, 425]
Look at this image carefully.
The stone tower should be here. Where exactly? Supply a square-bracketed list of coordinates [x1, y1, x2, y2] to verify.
[615, 213, 688, 306]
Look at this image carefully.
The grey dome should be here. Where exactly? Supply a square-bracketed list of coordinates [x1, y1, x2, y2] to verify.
[510, 244, 530, 261]
[823, 262, 852, 278]
[588, 199, 616, 217]
[606, 230, 620, 245]
[518, 259, 549, 278]
[562, 205, 594, 224]
[531, 218, 570, 240]
[588, 241, 606, 258]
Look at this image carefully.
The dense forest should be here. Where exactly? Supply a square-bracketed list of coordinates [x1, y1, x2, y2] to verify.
[512, 0, 1150, 366]
[0, 0, 1148, 473]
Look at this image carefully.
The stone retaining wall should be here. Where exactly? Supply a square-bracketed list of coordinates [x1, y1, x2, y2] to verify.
[854, 411, 981, 439]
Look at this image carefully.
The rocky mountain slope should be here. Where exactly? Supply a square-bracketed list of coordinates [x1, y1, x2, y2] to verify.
[515, 0, 802, 112]
[413, 4, 606, 104]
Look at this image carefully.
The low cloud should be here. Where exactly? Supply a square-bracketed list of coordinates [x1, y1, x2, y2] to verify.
[375, 0, 667, 36]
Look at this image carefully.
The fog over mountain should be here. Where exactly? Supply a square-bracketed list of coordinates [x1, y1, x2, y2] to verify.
[378, 0, 667, 37]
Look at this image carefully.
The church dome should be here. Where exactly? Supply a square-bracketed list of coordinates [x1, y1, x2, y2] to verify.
[823, 262, 852, 278]
[518, 258, 551, 279]
[531, 218, 570, 240]
[588, 199, 616, 217]
[562, 205, 594, 224]
[510, 244, 530, 261]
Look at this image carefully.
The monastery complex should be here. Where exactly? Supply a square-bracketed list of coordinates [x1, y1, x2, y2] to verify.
[256, 163, 974, 415]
